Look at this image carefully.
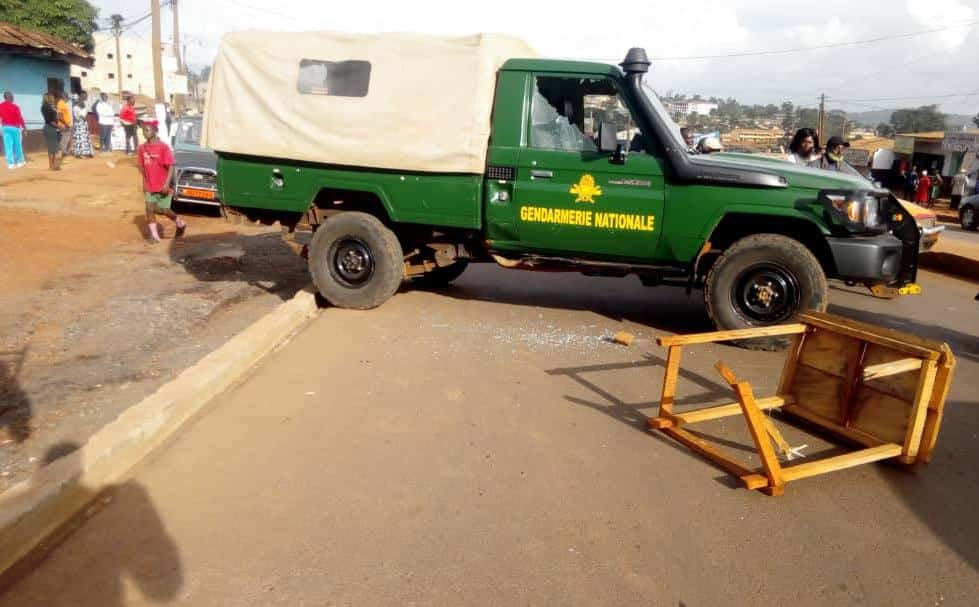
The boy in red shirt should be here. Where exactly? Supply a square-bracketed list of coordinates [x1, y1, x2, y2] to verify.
[137, 121, 186, 242]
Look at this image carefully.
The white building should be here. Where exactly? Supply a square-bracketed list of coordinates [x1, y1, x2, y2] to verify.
[71, 33, 185, 99]
[666, 99, 719, 118]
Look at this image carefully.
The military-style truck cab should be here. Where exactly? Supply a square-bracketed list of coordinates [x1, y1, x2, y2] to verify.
[206, 33, 919, 349]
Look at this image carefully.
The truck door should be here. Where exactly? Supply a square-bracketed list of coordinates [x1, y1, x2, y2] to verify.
[512, 74, 666, 260]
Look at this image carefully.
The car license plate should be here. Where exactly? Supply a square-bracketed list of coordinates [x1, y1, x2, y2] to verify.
[180, 187, 216, 200]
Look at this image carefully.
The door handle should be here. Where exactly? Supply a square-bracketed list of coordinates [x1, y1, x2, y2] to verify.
[530, 169, 553, 179]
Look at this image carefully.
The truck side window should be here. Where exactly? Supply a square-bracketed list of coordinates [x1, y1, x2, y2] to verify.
[530, 76, 644, 153]
[297, 59, 371, 97]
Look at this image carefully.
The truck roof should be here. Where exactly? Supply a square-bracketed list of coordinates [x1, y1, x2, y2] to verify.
[501, 58, 622, 77]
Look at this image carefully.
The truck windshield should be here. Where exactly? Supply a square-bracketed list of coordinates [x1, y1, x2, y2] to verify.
[640, 82, 685, 150]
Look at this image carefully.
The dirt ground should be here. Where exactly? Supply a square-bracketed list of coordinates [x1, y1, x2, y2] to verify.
[0, 155, 310, 491]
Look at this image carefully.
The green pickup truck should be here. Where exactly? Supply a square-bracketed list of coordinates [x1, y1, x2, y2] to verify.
[204, 32, 919, 349]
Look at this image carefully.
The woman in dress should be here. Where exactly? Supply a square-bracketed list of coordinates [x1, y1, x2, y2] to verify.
[71, 94, 94, 158]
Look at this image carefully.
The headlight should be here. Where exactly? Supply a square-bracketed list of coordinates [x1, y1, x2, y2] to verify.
[820, 191, 884, 232]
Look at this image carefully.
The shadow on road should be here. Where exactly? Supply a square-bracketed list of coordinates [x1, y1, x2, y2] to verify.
[0, 442, 183, 604]
[829, 302, 979, 364]
[0, 349, 31, 444]
[434, 264, 714, 336]
[167, 231, 309, 301]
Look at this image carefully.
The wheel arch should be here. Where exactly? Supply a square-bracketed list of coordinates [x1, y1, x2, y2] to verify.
[702, 211, 837, 276]
[310, 180, 398, 225]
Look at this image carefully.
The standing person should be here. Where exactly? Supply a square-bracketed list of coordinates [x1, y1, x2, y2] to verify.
[71, 94, 94, 158]
[94, 92, 116, 152]
[950, 168, 968, 209]
[915, 169, 932, 206]
[56, 92, 73, 157]
[40, 94, 61, 171]
[786, 127, 820, 165]
[815, 136, 850, 172]
[929, 169, 943, 205]
[0, 91, 27, 169]
[119, 96, 138, 155]
[679, 127, 695, 152]
[905, 165, 919, 201]
[137, 120, 186, 243]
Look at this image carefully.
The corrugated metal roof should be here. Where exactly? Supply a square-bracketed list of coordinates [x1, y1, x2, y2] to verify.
[896, 129, 979, 140]
[0, 21, 93, 62]
[848, 136, 894, 151]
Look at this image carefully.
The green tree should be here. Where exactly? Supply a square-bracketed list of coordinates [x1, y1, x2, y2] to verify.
[973, 112, 979, 128]
[0, 0, 99, 52]
[780, 101, 796, 132]
[889, 105, 946, 134]
[876, 122, 895, 137]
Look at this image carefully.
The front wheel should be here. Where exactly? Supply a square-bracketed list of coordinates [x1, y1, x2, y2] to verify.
[308, 212, 404, 309]
[705, 234, 828, 351]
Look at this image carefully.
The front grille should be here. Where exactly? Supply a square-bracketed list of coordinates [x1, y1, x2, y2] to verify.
[178, 171, 217, 188]
[486, 165, 515, 181]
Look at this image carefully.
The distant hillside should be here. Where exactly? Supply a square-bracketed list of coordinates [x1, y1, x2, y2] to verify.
[849, 109, 973, 129]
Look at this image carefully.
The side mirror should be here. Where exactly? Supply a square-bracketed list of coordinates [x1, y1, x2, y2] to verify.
[598, 122, 627, 165]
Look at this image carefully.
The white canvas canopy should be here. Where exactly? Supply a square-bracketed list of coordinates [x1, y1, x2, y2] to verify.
[202, 31, 536, 174]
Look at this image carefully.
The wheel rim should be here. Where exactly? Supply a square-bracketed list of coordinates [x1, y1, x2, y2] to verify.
[329, 237, 375, 288]
[964, 207, 975, 227]
[732, 263, 801, 323]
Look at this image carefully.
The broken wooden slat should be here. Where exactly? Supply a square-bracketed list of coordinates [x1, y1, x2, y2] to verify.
[732, 379, 785, 492]
[656, 324, 807, 347]
[862, 358, 923, 381]
[779, 443, 902, 481]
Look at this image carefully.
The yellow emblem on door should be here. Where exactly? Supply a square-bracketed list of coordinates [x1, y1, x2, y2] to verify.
[570, 174, 602, 203]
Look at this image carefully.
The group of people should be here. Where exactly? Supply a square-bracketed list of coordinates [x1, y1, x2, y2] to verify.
[1, 90, 142, 171]
[786, 128, 855, 174]
[901, 165, 972, 209]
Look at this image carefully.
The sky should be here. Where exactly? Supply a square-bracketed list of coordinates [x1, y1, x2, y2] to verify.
[90, 0, 979, 116]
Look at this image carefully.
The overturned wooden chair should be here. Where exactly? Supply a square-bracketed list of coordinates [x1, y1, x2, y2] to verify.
[648, 311, 956, 496]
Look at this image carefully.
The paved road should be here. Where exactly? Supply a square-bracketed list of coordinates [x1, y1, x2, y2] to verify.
[940, 223, 979, 247]
[2, 267, 978, 606]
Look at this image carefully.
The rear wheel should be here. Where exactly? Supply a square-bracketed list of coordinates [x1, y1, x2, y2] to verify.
[705, 234, 828, 351]
[961, 205, 978, 231]
[413, 260, 469, 288]
[308, 212, 404, 309]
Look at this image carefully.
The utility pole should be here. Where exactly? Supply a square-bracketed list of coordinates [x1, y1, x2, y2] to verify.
[172, 0, 182, 73]
[110, 14, 124, 97]
[171, 0, 187, 113]
[150, 0, 165, 103]
[817, 93, 826, 140]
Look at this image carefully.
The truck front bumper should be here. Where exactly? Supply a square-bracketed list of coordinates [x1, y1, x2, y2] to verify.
[827, 234, 905, 283]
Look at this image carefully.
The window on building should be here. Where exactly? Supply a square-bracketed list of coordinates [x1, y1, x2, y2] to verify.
[107, 52, 114, 59]
[127, 74, 133, 79]
[81, 71, 88, 77]
[108, 73, 116, 79]
[126, 54, 132, 59]
[297, 59, 371, 97]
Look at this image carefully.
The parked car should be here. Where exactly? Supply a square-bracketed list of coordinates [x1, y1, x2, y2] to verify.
[959, 194, 978, 231]
[172, 115, 220, 207]
[896, 199, 944, 251]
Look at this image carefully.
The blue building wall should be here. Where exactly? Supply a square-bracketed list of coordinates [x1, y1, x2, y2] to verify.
[0, 54, 71, 129]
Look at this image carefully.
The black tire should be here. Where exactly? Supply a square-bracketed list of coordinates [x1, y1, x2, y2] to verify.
[413, 260, 469, 288]
[308, 212, 404, 309]
[705, 234, 828, 351]
[961, 205, 978, 231]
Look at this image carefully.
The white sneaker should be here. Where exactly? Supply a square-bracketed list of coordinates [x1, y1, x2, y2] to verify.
[16, 162, 25, 168]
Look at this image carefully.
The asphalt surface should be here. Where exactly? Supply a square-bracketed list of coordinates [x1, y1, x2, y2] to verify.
[2, 267, 977, 606]
[940, 223, 979, 246]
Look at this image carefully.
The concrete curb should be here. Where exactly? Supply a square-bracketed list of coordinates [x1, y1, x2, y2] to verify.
[0, 288, 319, 578]
[919, 252, 979, 283]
